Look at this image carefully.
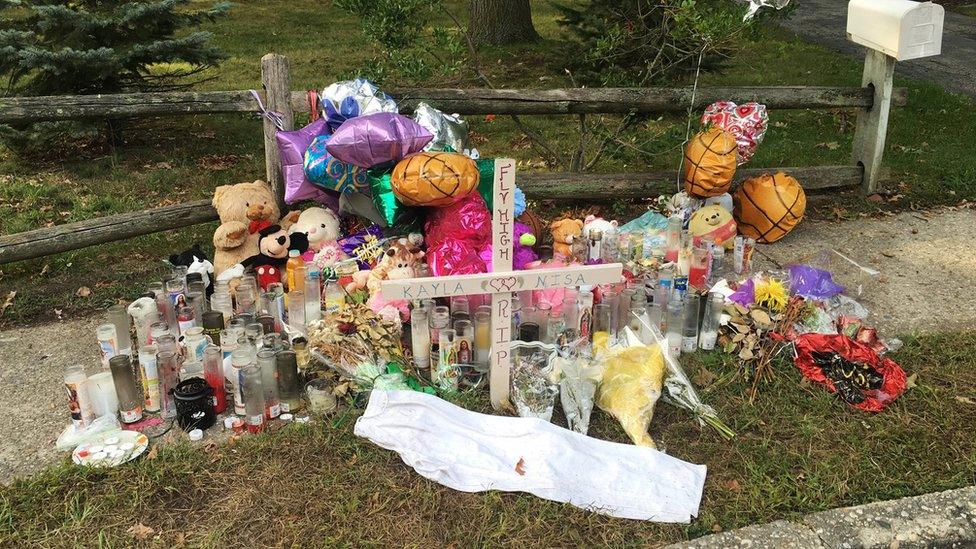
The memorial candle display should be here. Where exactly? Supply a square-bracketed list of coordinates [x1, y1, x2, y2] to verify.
[64, 365, 94, 429]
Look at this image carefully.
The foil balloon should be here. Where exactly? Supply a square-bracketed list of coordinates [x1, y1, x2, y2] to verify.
[368, 169, 423, 228]
[320, 78, 397, 133]
[304, 134, 370, 194]
[476, 157, 495, 209]
[413, 102, 469, 154]
[739, 0, 790, 21]
[424, 192, 491, 277]
[326, 113, 433, 169]
[701, 101, 768, 164]
[391, 151, 478, 207]
[275, 118, 340, 210]
[339, 225, 385, 270]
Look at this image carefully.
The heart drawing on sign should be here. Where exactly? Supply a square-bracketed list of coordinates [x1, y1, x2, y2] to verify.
[487, 276, 519, 293]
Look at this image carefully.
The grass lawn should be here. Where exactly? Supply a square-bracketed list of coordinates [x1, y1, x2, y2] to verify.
[1, 3, 975, 544]
[2, 331, 975, 545]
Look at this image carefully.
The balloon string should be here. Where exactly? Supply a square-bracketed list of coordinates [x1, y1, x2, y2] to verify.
[250, 89, 286, 131]
[677, 45, 707, 190]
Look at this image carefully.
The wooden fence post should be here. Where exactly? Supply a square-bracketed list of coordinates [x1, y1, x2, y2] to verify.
[261, 53, 295, 213]
[851, 49, 896, 195]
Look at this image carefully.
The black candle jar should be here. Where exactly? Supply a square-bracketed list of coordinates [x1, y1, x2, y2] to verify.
[173, 377, 215, 431]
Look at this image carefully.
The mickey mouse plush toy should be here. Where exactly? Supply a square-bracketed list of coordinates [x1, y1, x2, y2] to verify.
[242, 225, 309, 290]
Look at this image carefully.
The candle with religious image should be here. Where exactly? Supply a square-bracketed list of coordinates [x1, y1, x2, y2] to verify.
[436, 329, 458, 391]
[95, 323, 118, 370]
[454, 320, 473, 365]
[577, 290, 594, 341]
[138, 344, 161, 413]
[64, 365, 94, 429]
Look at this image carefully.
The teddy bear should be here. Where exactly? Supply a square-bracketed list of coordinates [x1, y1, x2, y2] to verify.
[211, 180, 300, 277]
[289, 207, 341, 256]
[689, 204, 737, 250]
[550, 218, 583, 261]
[346, 237, 425, 295]
[583, 215, 618, 239]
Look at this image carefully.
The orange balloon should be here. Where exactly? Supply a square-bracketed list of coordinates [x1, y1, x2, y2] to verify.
[391, 152, 478, 207]
[683, 127, 737, 198]
[734, 172, 806, 243]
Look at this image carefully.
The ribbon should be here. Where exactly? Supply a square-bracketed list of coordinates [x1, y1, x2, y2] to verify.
[250, 89, 286, 131]
[308, 90, 320, 122]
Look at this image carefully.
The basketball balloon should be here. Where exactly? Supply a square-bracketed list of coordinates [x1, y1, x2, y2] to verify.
[391, 151, 478, 207]
[734, 172, 806, 243]
[683, 127, 738, 198]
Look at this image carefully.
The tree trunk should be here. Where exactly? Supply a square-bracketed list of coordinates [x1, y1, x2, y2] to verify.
[468, 0, 538, 46]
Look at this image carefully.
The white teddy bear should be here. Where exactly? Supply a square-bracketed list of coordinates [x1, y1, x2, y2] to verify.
[289, 207, 340, 252]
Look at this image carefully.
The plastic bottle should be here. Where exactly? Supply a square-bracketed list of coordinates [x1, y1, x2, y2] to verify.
[64, 365, 94, 429]
[286, 250, 305, 293]
[257, 349, 281, 420]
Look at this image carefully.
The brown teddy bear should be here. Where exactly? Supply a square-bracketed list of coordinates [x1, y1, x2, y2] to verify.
[211, 180, 300, 276]
[549, 218, 583, 260]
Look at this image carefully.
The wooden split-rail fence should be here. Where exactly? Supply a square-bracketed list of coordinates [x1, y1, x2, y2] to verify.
[0, 53, 906, 265]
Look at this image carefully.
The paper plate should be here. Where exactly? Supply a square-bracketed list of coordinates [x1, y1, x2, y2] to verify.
[72, 430, 150, 468]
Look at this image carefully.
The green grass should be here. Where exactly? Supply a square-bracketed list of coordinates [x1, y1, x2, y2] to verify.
[1, 1, 975, 326]
[2, 331, 974, 545]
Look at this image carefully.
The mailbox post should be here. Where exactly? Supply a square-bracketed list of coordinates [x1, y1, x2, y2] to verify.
[847, 0, 944, 194]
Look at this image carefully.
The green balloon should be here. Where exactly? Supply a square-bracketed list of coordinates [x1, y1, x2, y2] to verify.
[367, 169, 424, 230]
[476, 158, 494, 210]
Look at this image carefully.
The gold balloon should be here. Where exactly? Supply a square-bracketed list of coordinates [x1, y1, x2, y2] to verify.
[734, 172, 806, 243]
[683, 127, 738, 198]
[391, 151, 478, 207]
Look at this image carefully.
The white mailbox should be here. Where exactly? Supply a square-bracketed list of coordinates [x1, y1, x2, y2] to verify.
[847, 0, 944, 61]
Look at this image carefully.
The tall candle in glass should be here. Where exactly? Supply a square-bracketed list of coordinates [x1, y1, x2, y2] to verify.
[698, 292, 723, 351]
[288, 289, 306, 334]
[138, 344, 161, 412]
[240, 364, 266, 433]
[304, 268, 322, 323]
[473, 307, 491, 371]
[109, 355, 143, 424]
[689, 242, 711, 290]
[428, 306, 450, 370]
[276, 350, 303, 413]
[156, 350, 179, 419]
[203, 345, 226, 413]
[592, 303, 613, 353]
[665, 300, 683, 358]
[257, 349, 281, 420]
[435, 328, 458, 391]
[107, 304, 132, 356]
[324, 281, 344, 314]
[681, 293, 701, 354]
[410, 308, 431, 371]
[665, 215, 682, 262]
[230, 348, 253, 416]
[96, 323, 118, 370]
[454, 320, 473, 365]
[577, 290, 594, 341]
[64, 365, 94, 429]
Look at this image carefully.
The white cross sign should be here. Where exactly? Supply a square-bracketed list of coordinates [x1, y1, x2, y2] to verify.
[380, 159, 623, 411]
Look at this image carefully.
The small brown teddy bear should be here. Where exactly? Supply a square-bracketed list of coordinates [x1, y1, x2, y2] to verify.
[211, 180, 300, 276]
[549, 218, 584, 260]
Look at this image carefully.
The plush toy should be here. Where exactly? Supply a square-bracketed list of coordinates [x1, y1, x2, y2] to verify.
[550, 218, 584, 260]
[346, 237, 425, 294]
[289, 207, 341, 256]
[689, 204, 737, 250]
[242, 224, 310, 289]
[513, 222, 538, 270]
[311, 241, 347, 277]
[212, 180, 291, 277]
[583, 215, 618, 238]
[169, 244, 215, 295]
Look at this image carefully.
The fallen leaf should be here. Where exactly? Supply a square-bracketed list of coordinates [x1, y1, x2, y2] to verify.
[749, 309, 773, 324]
[724, 479, 743, 492]
[693, 367, 718, 388]
[954, 396, 975, 405]
[1, 291, 15, 313]
[145, 446, 159, 461]
[905, 373, 917, 390]
[40, 264, 50, 276]
[739, 347, 754, 361]
[127, 523, 155, 540]
[867, 194, 884, 203]
[515, 457, 526, 476]
[75, 286, 92, 298]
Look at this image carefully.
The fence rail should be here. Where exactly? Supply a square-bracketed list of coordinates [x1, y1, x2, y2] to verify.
[0, 86, 908, 123]
[0, 53, 906, 265]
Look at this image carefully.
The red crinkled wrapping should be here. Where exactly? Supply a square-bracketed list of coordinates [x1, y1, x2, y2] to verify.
[425, 192, 491, 276]
[793, 333, 907, 413]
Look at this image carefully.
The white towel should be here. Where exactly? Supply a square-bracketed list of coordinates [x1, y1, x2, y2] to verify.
[354, 390, 707, 522]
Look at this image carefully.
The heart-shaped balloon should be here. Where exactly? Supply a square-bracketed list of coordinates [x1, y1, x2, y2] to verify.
[701, 101, 768, 164]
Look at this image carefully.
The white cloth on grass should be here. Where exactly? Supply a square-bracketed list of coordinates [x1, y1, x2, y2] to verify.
[353, 390, 707, 522]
